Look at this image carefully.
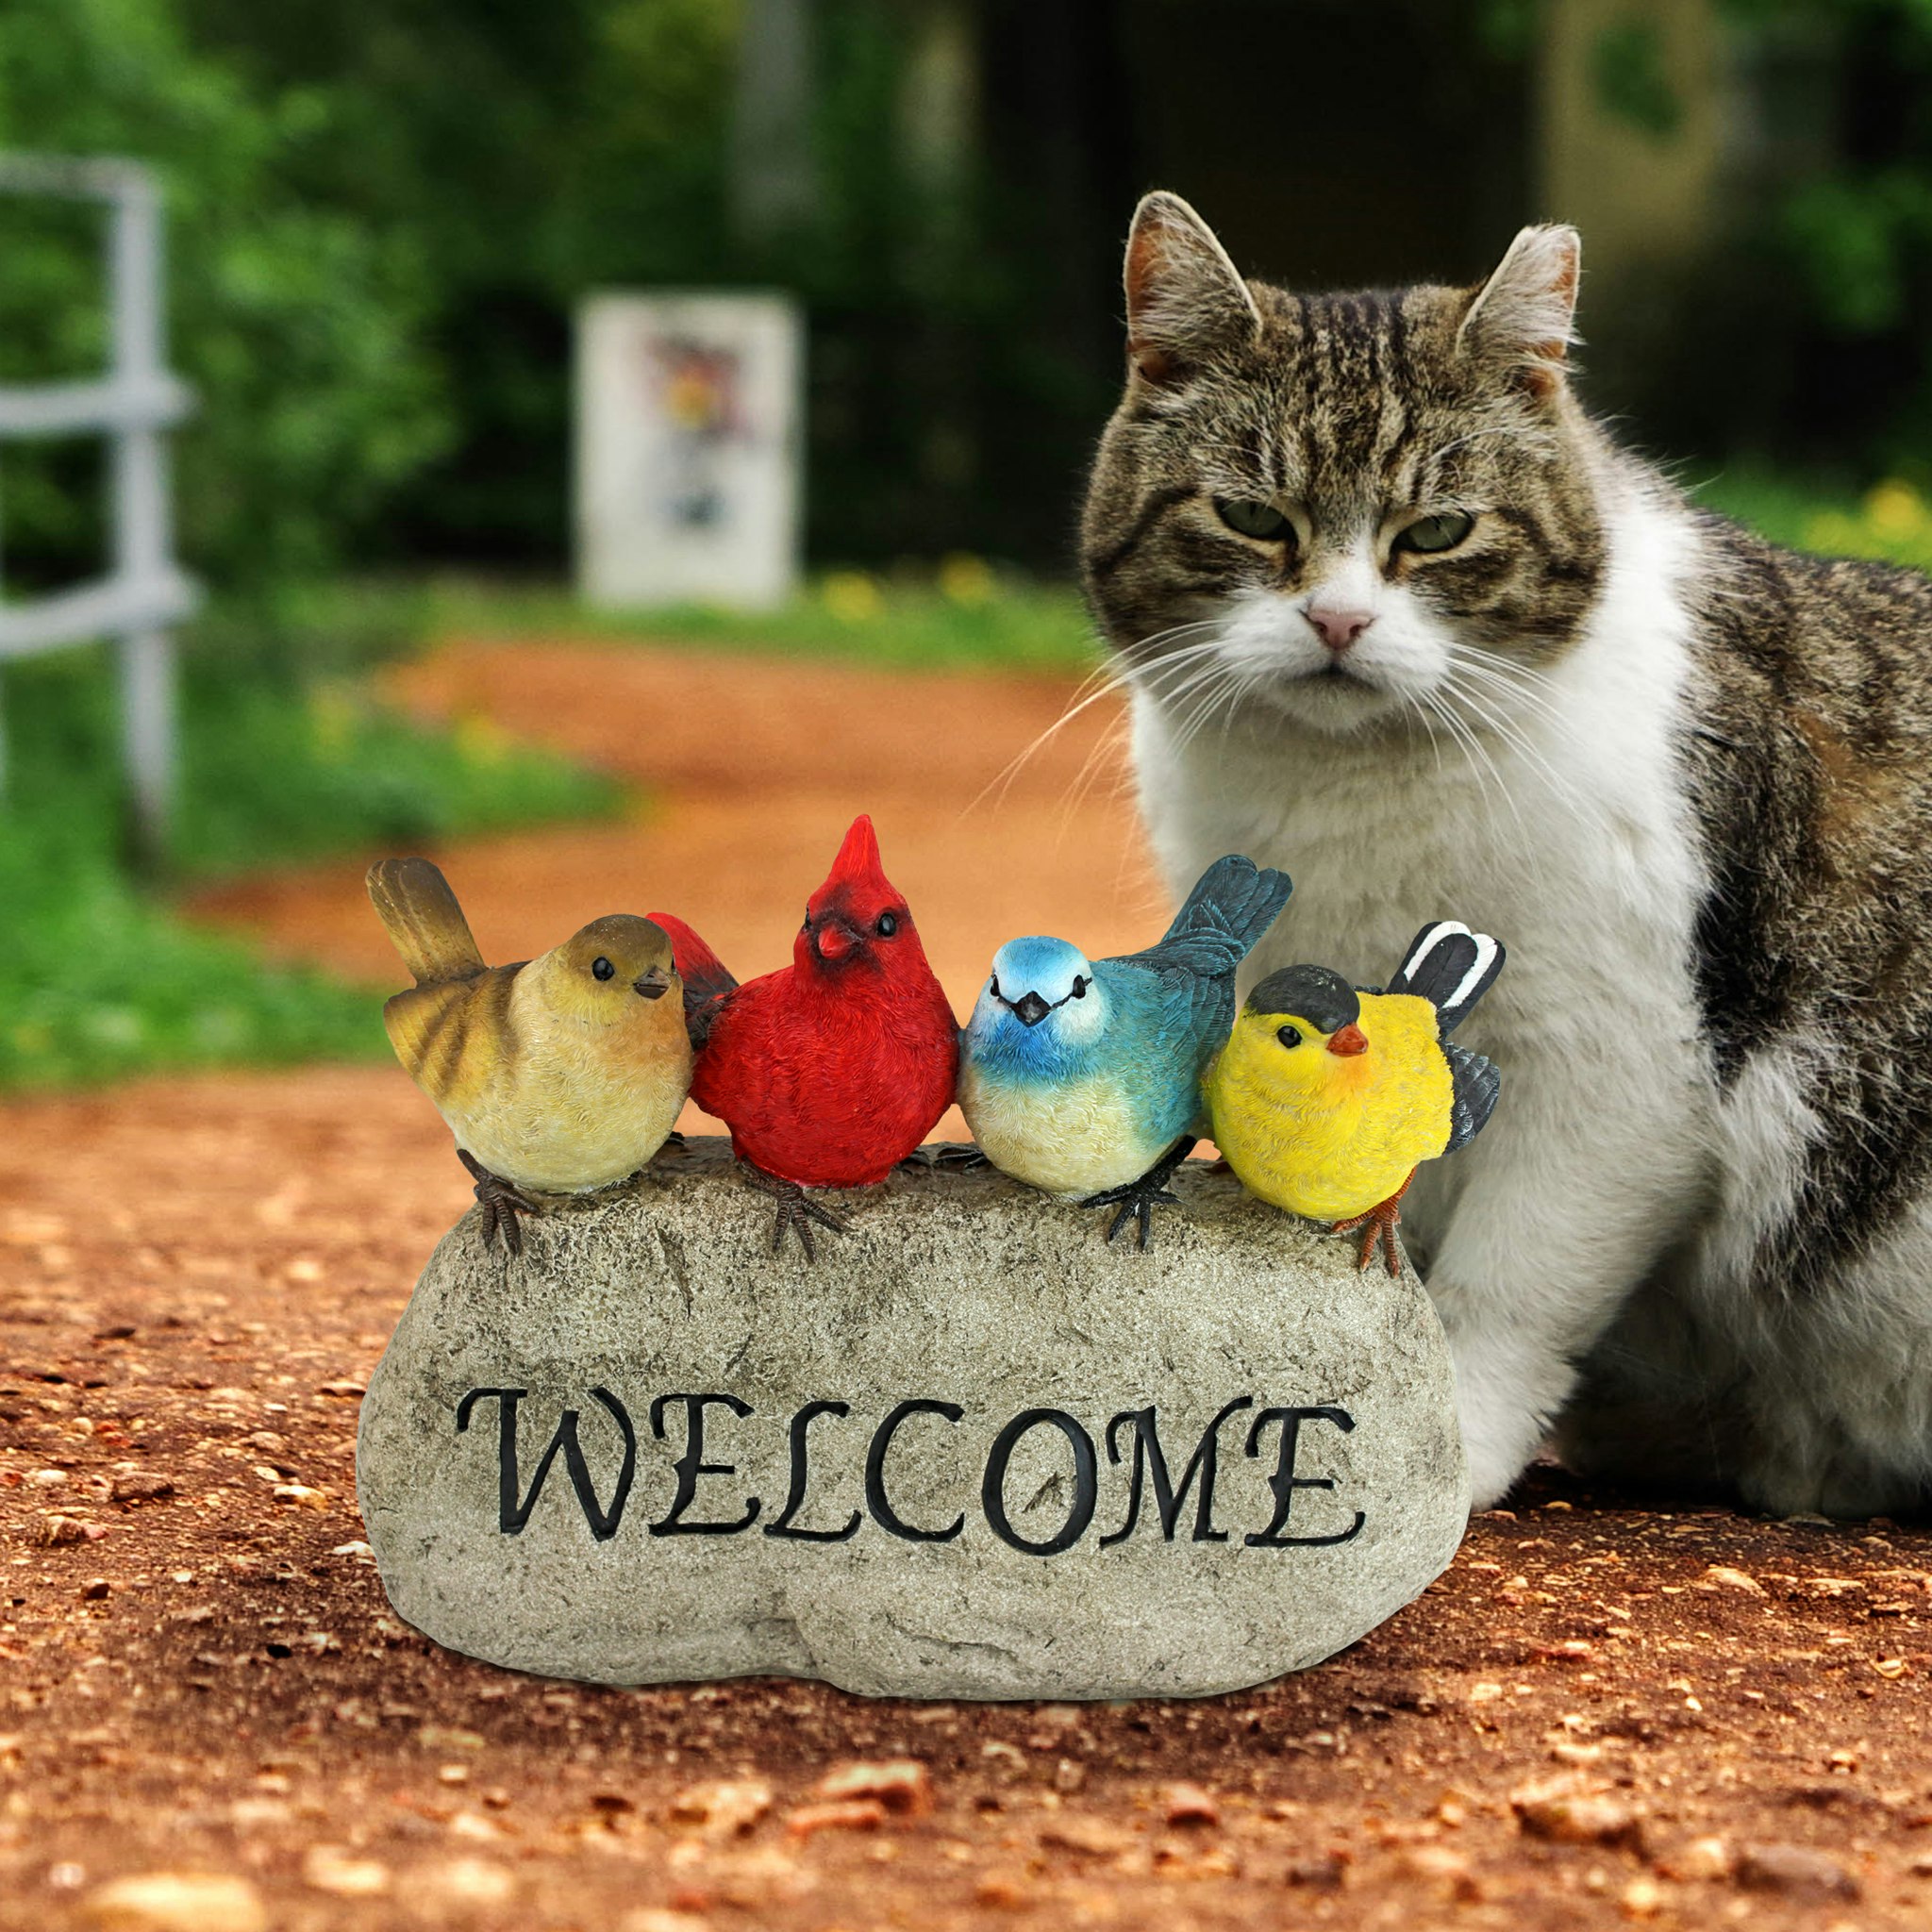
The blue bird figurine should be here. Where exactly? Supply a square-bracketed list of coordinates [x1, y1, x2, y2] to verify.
[958, 855, 1293, 1247]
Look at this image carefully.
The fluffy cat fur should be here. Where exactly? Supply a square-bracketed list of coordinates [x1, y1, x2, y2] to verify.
[1082, 190, 1932, 1518]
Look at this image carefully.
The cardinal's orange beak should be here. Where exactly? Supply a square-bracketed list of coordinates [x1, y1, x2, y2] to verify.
[1326, 1022, 1368, 1057]
[812, 919, 858, 962]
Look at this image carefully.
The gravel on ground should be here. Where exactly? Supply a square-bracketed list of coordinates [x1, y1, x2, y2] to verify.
[4, 1071, 1930, 1931]
[3, 641, 1928, 1928]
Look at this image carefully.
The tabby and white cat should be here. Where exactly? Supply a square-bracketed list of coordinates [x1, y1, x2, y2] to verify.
[1082, 191, 1932, 1518]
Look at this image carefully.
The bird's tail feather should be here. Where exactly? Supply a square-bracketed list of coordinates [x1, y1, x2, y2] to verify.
[1386, 920, 1505, 1035]
[648, 911, 740, 1045]
[1148, 855, 1293, 976]
[367, 858, 486, 987]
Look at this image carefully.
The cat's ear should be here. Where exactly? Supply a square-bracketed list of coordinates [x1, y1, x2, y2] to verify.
[1457, 225, 1581, 397]
[1123, 192, 1260, 387]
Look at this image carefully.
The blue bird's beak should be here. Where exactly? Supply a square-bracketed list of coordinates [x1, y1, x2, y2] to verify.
[1010, 991, 1052, 1028]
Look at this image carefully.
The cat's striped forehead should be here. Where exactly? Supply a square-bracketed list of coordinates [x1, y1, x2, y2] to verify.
[1171, 281, 1543, 527]
[1083, 254, 1607, 671]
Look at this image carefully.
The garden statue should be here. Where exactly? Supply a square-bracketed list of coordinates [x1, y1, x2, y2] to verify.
[367, 857, 691, 1255]
[1205, 921, 1505, 1274]
[651, 814, 959, 1258]
[358, 830, 1484, 1699]
[958, 854, 1291, 1248]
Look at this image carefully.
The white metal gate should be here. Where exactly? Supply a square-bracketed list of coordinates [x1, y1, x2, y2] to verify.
[0, 154, 198, 870]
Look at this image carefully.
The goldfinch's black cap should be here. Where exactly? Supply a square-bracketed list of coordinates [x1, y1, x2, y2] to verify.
[1246, 965, 1360, 1036]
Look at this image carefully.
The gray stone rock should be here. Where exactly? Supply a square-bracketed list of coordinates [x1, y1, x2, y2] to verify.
[358, 1139, 1468, 1700]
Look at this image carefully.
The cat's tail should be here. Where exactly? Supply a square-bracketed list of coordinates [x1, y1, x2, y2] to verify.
[1386, 920, 1504, 1036]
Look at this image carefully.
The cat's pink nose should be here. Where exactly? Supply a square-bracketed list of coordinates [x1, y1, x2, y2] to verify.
[1305, 603, 1375, 653]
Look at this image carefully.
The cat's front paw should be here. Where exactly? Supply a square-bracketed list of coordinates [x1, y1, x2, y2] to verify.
[1453, 1381, 1547, 1511]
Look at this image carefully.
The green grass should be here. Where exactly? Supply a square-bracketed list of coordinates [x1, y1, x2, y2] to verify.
[407, 563, 1102, 675]
[1696, 463, 1932, 574]
[0, 641, 625, 1091]
[0, 831, 384, 1090]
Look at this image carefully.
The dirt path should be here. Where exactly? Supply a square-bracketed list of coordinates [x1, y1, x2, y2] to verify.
[4, 641, 1932, 1928]
[189, 639, 1165, 1146]
[2, 1071, 1930, 1929]
[191, 640, 1165, 1001]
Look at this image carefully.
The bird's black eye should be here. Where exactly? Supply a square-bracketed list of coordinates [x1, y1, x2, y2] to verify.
[875, 911, 898, 938]
[1071, 975, 1088, 998]
[1216, 498, 1291, 541]
[592, 957, 615, 981]
[1275, 1024, 1302, 1049]
[989, 974, 1002, 1001]
[1393, 509, 1475, 555]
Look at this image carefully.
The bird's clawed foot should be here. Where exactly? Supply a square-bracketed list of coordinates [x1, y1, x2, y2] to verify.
[742, 1163, 849, 1261]
[1329, 1170, 1415, 1276]
[458, 1149, 539, 1257]
[898, 1142, 989, 1174]
[1081, 1136, 1199, 1252]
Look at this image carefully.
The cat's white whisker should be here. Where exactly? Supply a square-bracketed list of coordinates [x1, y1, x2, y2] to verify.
[961, 627, 1230, 818]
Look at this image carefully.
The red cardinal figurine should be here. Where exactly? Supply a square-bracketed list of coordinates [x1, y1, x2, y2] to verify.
[651, 814, 959, 1257]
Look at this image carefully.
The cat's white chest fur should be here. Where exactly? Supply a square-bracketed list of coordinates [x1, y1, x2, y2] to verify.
[1129, 486, 1720, 1504]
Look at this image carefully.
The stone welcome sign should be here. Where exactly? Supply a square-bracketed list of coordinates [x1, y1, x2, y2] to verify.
[358, 1141, 1469, 1700]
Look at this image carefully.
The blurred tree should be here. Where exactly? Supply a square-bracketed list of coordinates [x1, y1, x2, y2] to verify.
[0, 0, 451, 607]
[176, 0, 741, 566]
[176, 0, 1141, 573]
[1732, 0, 1932, 477]
[1499, 0, 1932, 485]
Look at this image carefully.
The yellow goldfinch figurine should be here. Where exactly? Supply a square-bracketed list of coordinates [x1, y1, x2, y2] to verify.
[1204, 922, 1504, 1274]
[368, 858, 691, 1253]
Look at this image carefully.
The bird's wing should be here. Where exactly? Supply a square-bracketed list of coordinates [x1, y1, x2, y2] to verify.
[1118, 854, 1293, 983]
[367, 857, 486, 988]
[1385, 921, 1505, 1037]
[1100, 958, 1230, 1123]
[382, 964, 522, 1115]
[648, 911, 740, 1050]
[1441, 1041, 1501, 1153]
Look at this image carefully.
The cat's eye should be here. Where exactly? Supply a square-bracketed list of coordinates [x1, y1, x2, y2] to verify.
[1215, 498, 1291, 542]
[1275, 1024, 1302, 1049]
[1394, 510, 1475, 555]
[592, 957, 615, 981]
[875, 912, 898, 938]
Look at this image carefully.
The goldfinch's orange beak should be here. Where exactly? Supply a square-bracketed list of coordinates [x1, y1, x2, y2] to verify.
[1326, 1022, 1368, 1057]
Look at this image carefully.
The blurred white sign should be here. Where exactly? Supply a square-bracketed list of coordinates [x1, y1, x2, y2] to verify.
[575, 291, 803, 610]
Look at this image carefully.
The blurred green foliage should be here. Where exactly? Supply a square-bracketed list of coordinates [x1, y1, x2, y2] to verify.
[1, 637, 620, 883]
[1700, 464, 1932, 573]
[1590, 20, 1685, 140]
[408, 562, 1099, 674]
[0, 641, 623, 1090]
[1711, 0, 1932, 474]
[0, 0, 1102, 592]
[0, 0, 453, 595]
[0, 830, 382, 1090]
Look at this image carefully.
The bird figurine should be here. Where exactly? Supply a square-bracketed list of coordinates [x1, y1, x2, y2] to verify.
[367, 857, 691, 1254]
[1203, 920, 1504, 1274]
[650, 814, 959, 1258]
[958, 855, 1292, 1249]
